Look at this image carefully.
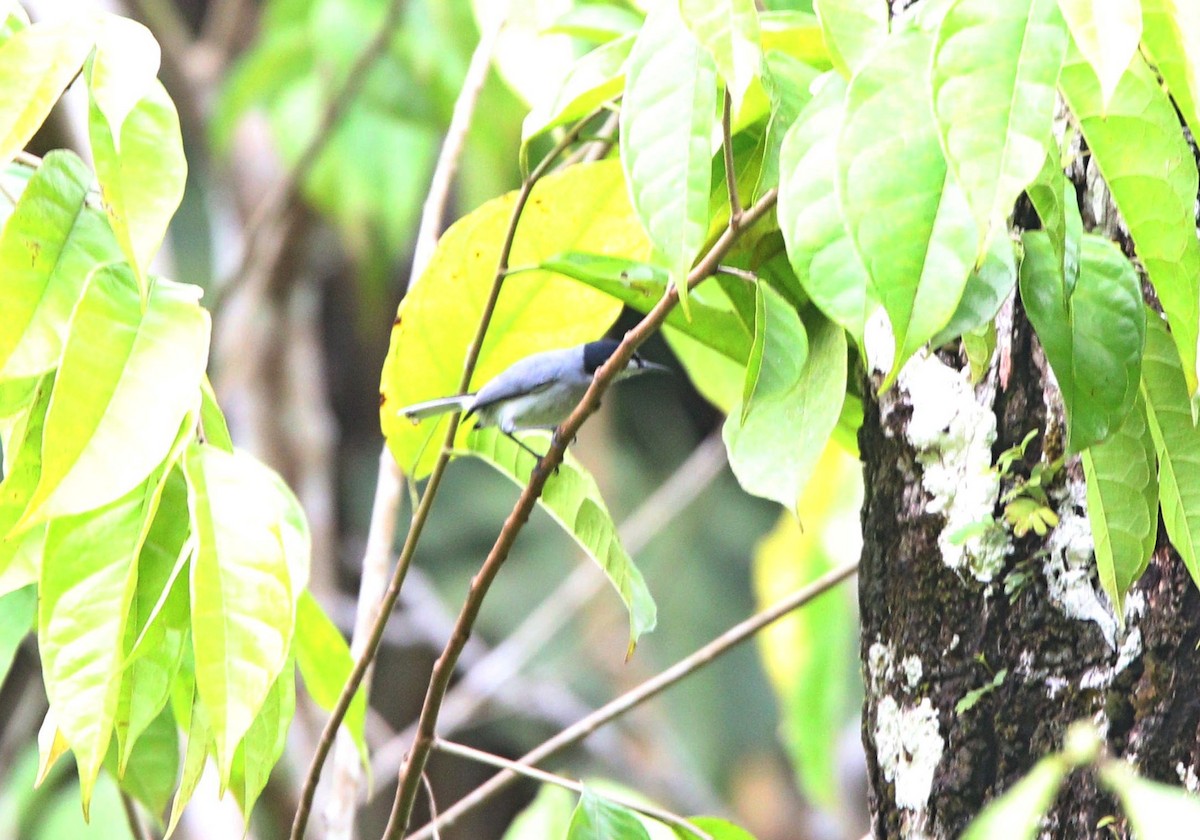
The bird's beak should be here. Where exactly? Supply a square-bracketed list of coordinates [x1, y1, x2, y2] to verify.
[632, 358, 672, 376]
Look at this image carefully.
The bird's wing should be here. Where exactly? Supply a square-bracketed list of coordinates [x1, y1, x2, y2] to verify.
[467, 355, 560, 415]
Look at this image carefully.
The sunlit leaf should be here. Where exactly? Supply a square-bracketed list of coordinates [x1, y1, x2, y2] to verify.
[838, 29, 975, 384]
[106, 703, 178, 821]
[0, 149, 122, 379]
[778, 73, 872, 346]
[621, 1, 718, 305]
[295, 591, 367, 761]
[503, 784, 577, 839]
[0, 373, 51, 579]
[1060, 47, 1200, 394]
[185, 443, 307, 784]
[166, 674, 211, 838]
[725, 298, 847, 512]
[961, 755, 1068, 840]
[1083, 394, 1157, 621]
[1019, 232, 1144, 452]
[931, 0, 1067, 257]
[1140, 313, 1200, 590]
[930, 230, 1017, 348]
[1059, 0, 1141, 111]
[545, 4, 642, 41]
[0, 20, 94, 165]
[1140, 0, 1200, 141]
[230, 657, 294, 820]
[753, 51, 820, 200]
[467, 428, 656, 653]
[813, 0, 888, 77]
[15, 267, 209, 527]
[759, 9, 832, 70]
[115, 466, 190, 771]
[89, 14, 161, 140]
[680, 0, 763, 111]
[39, 475, 161, 813]
[538, 252, 751, 362]
[199, 375, 234, 453]
[567, 788, 651, 840]
[88, 80, 186, 290]
[521, 34, 633, 148]
[379, 161, 644, 479]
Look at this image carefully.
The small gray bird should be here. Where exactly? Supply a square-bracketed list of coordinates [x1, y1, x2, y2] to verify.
[398, 338, 670, 459]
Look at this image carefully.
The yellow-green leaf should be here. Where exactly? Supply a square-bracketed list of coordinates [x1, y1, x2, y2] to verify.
[814, 0, 888, 77]
[1058, 0, 1141, 110]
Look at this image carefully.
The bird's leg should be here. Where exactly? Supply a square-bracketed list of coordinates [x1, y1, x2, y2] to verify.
[504, 430, 545, 461]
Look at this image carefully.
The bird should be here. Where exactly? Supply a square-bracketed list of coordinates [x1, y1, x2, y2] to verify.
[397, 338, 670, 460]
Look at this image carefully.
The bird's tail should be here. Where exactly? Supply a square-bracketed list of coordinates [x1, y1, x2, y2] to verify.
[397, 394, 474, 422]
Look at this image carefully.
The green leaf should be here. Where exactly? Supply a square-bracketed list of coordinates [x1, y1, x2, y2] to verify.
[545, 5, 643, 41]
[1140, 313, 1200, 590]
[115, 466, 190, 771]
[89, 14, 161, 139]
[1060, 47, 1200, 395]
[963, 321, 997, 385]
[930, 231, 1017, 348]
[39, 475, 162, 813]
[106, 703, 179, 821]
[538, 252, 751, 362]
[379, 161, 642, 479]
[521, 34, 633, 148]
[838, 29, 976, 383]
[199, 375, 234, 453]
[466, 429, 657, 654]
[1026, 151, 1082, 286]
[0, 583, 33, 690]
[1059, 0, 1141, 110]
[778, 73, 872, 345]
[295, 591, 367, 762]
[567, 788, 651, 840]
[1140, 0, 1200, 141]
[15, 267, 210, 528]
[663, 324, 746, 413]
[1100, 761, 1200, 838]
[675, 817, 759, 840]
[680, 0, 763, 111]
[760, 10, 833, 71]
[931, 0, 1066, 258]
[961, 755, 1069, 840]
[0, 20, 94, 165]
[503, 784, 577, 839]
[166, 675, 211, 838]
[1019, 232, 1145, 452]
[813, 0, 888, 77]
[0, 149, 122, 379]
[230, 657, 294, 821]
[0, 373, 51, 577]
[740, 282, 802, 422]
[620, 1, 718, 303]
[753, 50, 820, 201]
[725, 304, 846, 511]
[185, 443, 308, 784]
[88, 80, 186, 291]
[1083, 393, 1158, 620]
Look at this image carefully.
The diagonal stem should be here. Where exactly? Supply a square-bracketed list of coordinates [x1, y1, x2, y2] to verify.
[288, 109, 602, 840]
[408, 558, 859, 838]
[381, 188, 780, 838]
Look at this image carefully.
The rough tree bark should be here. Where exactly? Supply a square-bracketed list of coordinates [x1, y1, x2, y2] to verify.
[857, 165, 1200, 836]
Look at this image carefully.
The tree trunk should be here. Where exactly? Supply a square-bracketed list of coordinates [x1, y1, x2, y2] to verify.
[858, 264, 1200, 836]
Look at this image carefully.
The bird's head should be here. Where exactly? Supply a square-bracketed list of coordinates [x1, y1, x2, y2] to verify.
[582, 338, 671, 377]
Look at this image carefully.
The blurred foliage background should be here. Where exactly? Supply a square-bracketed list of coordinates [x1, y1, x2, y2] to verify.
[0, 0, 867, 838]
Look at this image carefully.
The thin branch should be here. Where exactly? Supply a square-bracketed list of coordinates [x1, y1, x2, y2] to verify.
[288, 108, 601, 840]
[408, 558, 859, 838]
[367, 431, 729, 793]
[715, 264, 759, 284]
[432, 738, 713, 840]
[421, 773, 440, 840]
[722, 90, 741, 223]
[383, 188, 781, 839]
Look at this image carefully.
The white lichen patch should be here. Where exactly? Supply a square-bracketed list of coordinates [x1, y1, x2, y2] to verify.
[902, 655, 924, 689]
[869, 640, 894, 691]
[1177, 762, 1200, 793]
[1043, 481, 1118, 648]
[875, 696, 945, 813]
[896, 352, 1009, 581]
